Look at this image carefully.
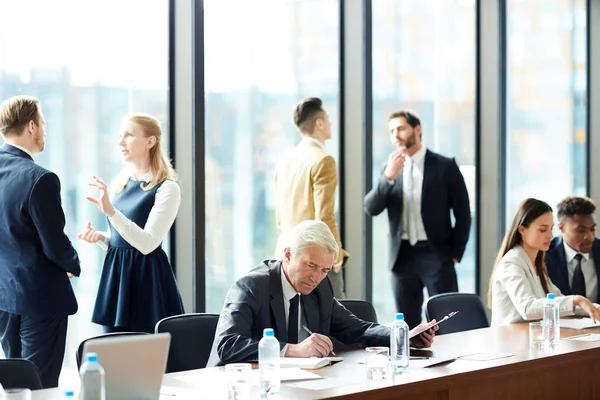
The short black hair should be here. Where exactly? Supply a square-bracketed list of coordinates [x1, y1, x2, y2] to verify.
[388, 109, 421, 128]
[293, 97, 325, 134]
[557, 196, 596, 221]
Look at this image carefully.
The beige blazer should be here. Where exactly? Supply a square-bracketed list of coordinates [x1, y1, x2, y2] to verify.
[273, 139, 349, 265]
[491, 245, 582, 326]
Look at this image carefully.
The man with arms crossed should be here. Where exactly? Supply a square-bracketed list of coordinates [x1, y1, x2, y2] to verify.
[547, 196, 600, 303]
[364, 110, 471, 329]
[274, 97, 349, 298]
[207, 220, 437, 366]
[0, 96, 81, 388]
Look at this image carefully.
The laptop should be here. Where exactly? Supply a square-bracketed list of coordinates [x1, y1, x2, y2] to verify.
[82, 333, 171, 400]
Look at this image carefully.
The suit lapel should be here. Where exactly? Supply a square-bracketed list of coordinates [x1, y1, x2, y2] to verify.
[420, 150, 433, 209]
[301, 294, 319, 333]
[592, 239, 600, 303]
[554, 237, 571, 294]
[269, 263, 288, 342]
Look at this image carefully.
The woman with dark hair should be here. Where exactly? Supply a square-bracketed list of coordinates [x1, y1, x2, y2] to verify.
[488, 198, 600, 325]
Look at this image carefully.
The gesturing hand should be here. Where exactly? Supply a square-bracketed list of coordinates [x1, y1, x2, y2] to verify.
[76, 221, 106, 244]
[87, 176, 116, 217]
[384, 149, 406, 181]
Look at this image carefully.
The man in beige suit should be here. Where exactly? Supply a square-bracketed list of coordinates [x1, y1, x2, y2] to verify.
[274, 97, 349, 298]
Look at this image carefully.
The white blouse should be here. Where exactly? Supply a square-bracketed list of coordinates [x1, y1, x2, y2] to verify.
[97, 176, 180, 255]
[491, 245, 580, 326]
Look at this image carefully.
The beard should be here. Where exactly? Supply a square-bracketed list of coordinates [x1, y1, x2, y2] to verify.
[33, 134, 45, 152]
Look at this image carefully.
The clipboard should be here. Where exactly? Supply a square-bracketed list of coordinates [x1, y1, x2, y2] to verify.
[409, 311, 459, 339]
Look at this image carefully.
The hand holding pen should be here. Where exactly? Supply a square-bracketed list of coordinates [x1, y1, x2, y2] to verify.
[284, 325, 335, 358]
[303, 325, 337, 356]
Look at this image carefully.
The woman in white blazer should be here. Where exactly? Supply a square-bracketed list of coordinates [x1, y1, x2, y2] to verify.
[489, 198, 600, 326]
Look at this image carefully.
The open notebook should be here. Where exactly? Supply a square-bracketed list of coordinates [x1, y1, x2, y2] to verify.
[279, 356, 344, 370]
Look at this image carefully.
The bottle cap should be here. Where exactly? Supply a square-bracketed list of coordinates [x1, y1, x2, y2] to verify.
[263, 328, 275, 337]
[85, 352, 98, 363]
[547, 293, 555, 300]
[395, 313, 404, 320]
[65, 391, 75, 397]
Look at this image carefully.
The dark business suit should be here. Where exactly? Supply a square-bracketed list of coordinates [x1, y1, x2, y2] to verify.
[207, 260, 390, 367]
[0, 144, 81, 388]
[364, 149, 471, 328]
[546, 236, 600, 303]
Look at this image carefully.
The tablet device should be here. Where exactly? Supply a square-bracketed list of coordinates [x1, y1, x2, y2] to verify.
[409, 311, 459, 338]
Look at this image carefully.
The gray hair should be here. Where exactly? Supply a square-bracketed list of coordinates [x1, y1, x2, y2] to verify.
[287, 220, 339, 260]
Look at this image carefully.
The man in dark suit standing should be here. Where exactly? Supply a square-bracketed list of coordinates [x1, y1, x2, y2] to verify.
[207, 220, 437, 367]
[364, 110, 471, 329]
[547, 196, 600, 303]
[0, 96, 81, 388]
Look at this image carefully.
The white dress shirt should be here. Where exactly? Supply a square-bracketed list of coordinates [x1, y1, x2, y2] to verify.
[98, 173, 181, 255]
[563, 241, 598, 302]
[302, 136, 325, 149]
[280, 269, 308, 356]
[401, 145, 427, 241]
[6, 143, 34, 159]
[491, 245, 583, 326]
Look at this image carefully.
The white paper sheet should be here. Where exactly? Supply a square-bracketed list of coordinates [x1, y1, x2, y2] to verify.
[566, 333, 600, 342]
[458, 352, 515, 361]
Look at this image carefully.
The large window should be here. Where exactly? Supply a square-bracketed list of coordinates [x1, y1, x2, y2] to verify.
[204, 0, 341, 312]
[505, 0, 587, 223]
[370, 0, 477, 321]
[0, 0, 170, 386]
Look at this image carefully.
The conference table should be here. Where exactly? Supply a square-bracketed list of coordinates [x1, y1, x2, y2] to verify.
[32, 322, 600, 399]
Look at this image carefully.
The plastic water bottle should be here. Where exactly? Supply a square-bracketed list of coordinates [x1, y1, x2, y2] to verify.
[258, 328, 280, 397]
[543, 293, 560, 349]
[79, 352, 106, 400]
[390, 313, 410, 374]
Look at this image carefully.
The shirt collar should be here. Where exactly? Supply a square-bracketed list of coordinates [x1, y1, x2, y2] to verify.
[281, 265, 300, 302]
[6, 143, 34, 160]
[302, 136, 325, 150]
[563, 240, 589, 262]
[132, 172, 153, 183]
[405, 145, 426, 165]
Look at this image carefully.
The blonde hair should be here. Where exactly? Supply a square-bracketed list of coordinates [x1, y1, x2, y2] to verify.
[115, 113, 176, 192]
[0, 95, 42, 137]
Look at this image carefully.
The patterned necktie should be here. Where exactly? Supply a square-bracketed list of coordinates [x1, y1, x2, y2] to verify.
[572, 253, 586, 296]
[288, 294, 299, 344]
[405, 158, 418, 245]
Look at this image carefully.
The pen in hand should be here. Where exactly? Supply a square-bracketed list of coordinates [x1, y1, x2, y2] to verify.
[302, 324, 337, 356]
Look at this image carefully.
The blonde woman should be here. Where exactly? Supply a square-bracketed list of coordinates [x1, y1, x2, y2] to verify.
[78, 113, 184, 333]
[489, 198, 600, 326]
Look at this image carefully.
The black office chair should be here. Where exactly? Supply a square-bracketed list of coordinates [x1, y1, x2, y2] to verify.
[0, 359, 43, 390]
[76, 332, 150, 369]
[155, 313, 220, 373]
[339, 299, 378, 323]
[425, 292, 489, 335]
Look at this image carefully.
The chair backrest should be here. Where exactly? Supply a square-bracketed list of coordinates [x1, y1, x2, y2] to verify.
[155, 313, 220, 373]
[425, 292, 489, 335]
[0, 359, 43, 390]
[76, 332, 150, 369]
[338, 300, 378, 323]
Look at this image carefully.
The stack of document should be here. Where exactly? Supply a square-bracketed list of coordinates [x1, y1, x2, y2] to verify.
[560, 318, 600, 330]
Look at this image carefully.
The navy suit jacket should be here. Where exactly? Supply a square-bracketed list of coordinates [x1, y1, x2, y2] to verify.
[546, 236, 600, 303]
[0, 144, 80, 318]
[207, 260, 390, 367]
[364, 149, 471, 269]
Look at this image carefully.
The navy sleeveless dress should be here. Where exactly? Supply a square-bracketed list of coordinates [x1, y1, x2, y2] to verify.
[91, 179, 184, 333]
